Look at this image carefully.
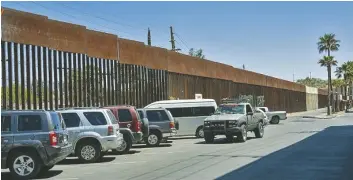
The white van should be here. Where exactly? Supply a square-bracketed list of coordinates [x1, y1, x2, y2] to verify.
[144, 99, 217, 138]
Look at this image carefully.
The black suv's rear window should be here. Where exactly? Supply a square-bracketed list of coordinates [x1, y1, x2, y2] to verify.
[146, 110, 169, 122]
[1, 116, 11, 132]
[50, 112, 66, 130]
[138, 110, 144, 119]
[18, 115, 42, 131]
[62, 113, 81, 127]
[83, 112, 107, 125]
[117, 109, 132, 122]
[107, 110, 118, 124]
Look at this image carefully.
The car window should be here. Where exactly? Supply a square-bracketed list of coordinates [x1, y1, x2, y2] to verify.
[138, 110, 144, 119]
[135, 110, 142, 122]
[246, 105, 253, 113]
[117, 109, 132, 122]
[192, 107, 215, 116]
[146, 110, 169, 122]
[167, 107, 215, 117]
[1, 115, 11, 132]
[83, 112, 107, 126]
[62, 113, 81, 128]
[107, 110, 118, 124]
[50, 112, 66, 130]
[260, 108, 266, 112]
[18, 115, 42, 131]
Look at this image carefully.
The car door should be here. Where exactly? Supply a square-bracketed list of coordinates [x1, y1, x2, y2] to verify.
[61, 112, 83, 145]
[1, 114, 14, 153]
[245, 105, 255, 129]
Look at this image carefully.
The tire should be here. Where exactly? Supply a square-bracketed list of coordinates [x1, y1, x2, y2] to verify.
[236, 124, 247, 143]
[226, 135, 234, 142]
[8, 151, 42, 179]
[39, 165, 54, 175]
[114, 135, 132, 154]
[270, 116, 280, 124]
[254, 121, 265, 138]
[76, 142, 101, 163]
[204, 133, 214, 143]
[195, 126, 204, 138]
[145, 132, 161, 147]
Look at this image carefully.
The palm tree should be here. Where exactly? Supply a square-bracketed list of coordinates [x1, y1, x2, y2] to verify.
[318, 56, 338, 115]
[317, 33, 340, 114]
[335, 61, 353, 97]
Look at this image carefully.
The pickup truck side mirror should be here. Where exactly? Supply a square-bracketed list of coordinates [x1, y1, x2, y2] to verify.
[247, 112, 254, 116]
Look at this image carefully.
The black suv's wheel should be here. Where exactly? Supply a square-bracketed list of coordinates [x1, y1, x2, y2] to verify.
[270, 116, 280, 124]
[195, 126, 204, 138]
[113, 135, 132, 154]
[9, 151, 42, 179]
[77, 142, 101, 163]
[145, 132, 161, 147]
[204, 133, 214, 143]
[226, 135, 234, 142]
[254, 121, 265, 138]
[236, 124, 247, 142]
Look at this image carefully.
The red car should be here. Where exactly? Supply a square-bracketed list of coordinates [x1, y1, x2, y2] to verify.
[102, 105, 148, 154]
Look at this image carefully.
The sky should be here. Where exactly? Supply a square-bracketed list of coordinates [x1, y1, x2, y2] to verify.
[2, 1, 353, 82]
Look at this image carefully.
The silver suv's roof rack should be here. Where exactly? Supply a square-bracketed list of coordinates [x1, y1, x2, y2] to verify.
[57, 107, 100, 110]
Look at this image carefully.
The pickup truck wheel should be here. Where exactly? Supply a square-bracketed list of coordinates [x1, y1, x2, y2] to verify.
[196, 126, 204, 138]
[204, 133, 214, 143]
[236, 124, 247, 142]
[145, 132, 161, 147]
[9, 151, 42, 179]
[77, 143, 101, 163]
[114, 135, 132, 154]
[254, 121, 265, 138]
[270, 116, 280, 124]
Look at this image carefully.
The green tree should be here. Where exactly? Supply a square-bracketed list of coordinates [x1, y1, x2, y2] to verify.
[296, 77, 328, 88]
[189, 48, 205, 59]
[335, 61, 353, 98]
[318, 56, 338, 115]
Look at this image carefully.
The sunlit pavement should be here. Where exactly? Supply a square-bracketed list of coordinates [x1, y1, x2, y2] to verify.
[2, 112, 353, 180]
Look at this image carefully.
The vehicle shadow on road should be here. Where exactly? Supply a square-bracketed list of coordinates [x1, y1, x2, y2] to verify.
[107, 150, 141, 155]
[169, 136, 199, 140]
[57, 157, 115, 165]
[1, 170, 63, 180]
[132, 144, 172, 149]
[195, 137, 256, 144]
[216, 125, 353, 180]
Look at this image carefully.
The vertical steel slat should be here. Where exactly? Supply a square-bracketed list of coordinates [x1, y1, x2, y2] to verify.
[8, 42, 13, 109]
[58, 51, 63, 108]
[110, 60, 114, 105]
[82, 55, 86, 107]
[25, 45, 31, 109]
[1, 41, 7, 109]
[137, 66, 141, 108]
[142, 67, 146, 107]
[43, 47, 48, 110]
[78, 54, 82, 107]
[19, 44, 25, 109]
[48, 49, 53, 110]
[92, 57, 97, 106]
[73, 53, 77, 107]
[95, 58, 99, 106]
[31, 46, 37, 109]
[122, 64, 126, 104]
[115, 61, 119, 105]
[14, 43, 19, 109]
[37, 46, 43, 109]
[102, 59, 107, 106]
[129, 65, 132, 105]
[68, 53, 73, 107]
[63, 52, 68, 108]
[53, 50, 58, 109]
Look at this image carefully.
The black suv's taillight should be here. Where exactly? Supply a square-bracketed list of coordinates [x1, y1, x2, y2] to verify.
[49, 131, 58, 146]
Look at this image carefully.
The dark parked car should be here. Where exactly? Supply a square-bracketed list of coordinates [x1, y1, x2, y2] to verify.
[137, 108, 177, 147]
[1, 110, 72, 179]
[103, 105, 148, 154]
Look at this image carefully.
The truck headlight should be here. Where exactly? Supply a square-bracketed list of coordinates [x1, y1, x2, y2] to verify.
[204, 121, 211, 126]
[228, 120, 237, 127]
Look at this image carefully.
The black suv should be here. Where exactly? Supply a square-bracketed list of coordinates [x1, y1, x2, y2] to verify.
[1, 110, 72, 179]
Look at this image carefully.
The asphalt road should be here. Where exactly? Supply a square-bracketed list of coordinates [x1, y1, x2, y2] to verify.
[2, 110, 353, 180]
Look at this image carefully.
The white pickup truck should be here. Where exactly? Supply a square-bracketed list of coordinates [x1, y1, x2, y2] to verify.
[256, 107, 287, 124]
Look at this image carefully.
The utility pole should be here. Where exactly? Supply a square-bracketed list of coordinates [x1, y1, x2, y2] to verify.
[147, 28, 151, 46]
[293, 73, 295, 82]
[310, 72, 312, 79]
[242, 64, 245, 70]
[170, 26, 176, 51]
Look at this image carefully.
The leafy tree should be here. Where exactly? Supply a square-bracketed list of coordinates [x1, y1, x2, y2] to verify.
[189, 48, 205, 59]
[318, 56, 338, 115]
[296, 77, 328, 88]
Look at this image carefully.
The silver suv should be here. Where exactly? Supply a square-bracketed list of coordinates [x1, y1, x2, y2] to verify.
[58, 108, 123, 163]
[137, 108, 177, 147]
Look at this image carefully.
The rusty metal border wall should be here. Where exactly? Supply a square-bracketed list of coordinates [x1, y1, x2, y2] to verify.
[168, 72, 308, 113]
[1, 41, 167, 110]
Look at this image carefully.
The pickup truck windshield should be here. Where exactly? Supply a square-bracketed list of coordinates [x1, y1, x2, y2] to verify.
[215, 105, 245, 114]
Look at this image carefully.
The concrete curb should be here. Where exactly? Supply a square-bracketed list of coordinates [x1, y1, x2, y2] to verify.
[302, 111, 345, 119]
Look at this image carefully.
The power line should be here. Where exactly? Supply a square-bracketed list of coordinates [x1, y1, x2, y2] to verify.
[174, 33, 190, 50]
[29, 1, 132, 37]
